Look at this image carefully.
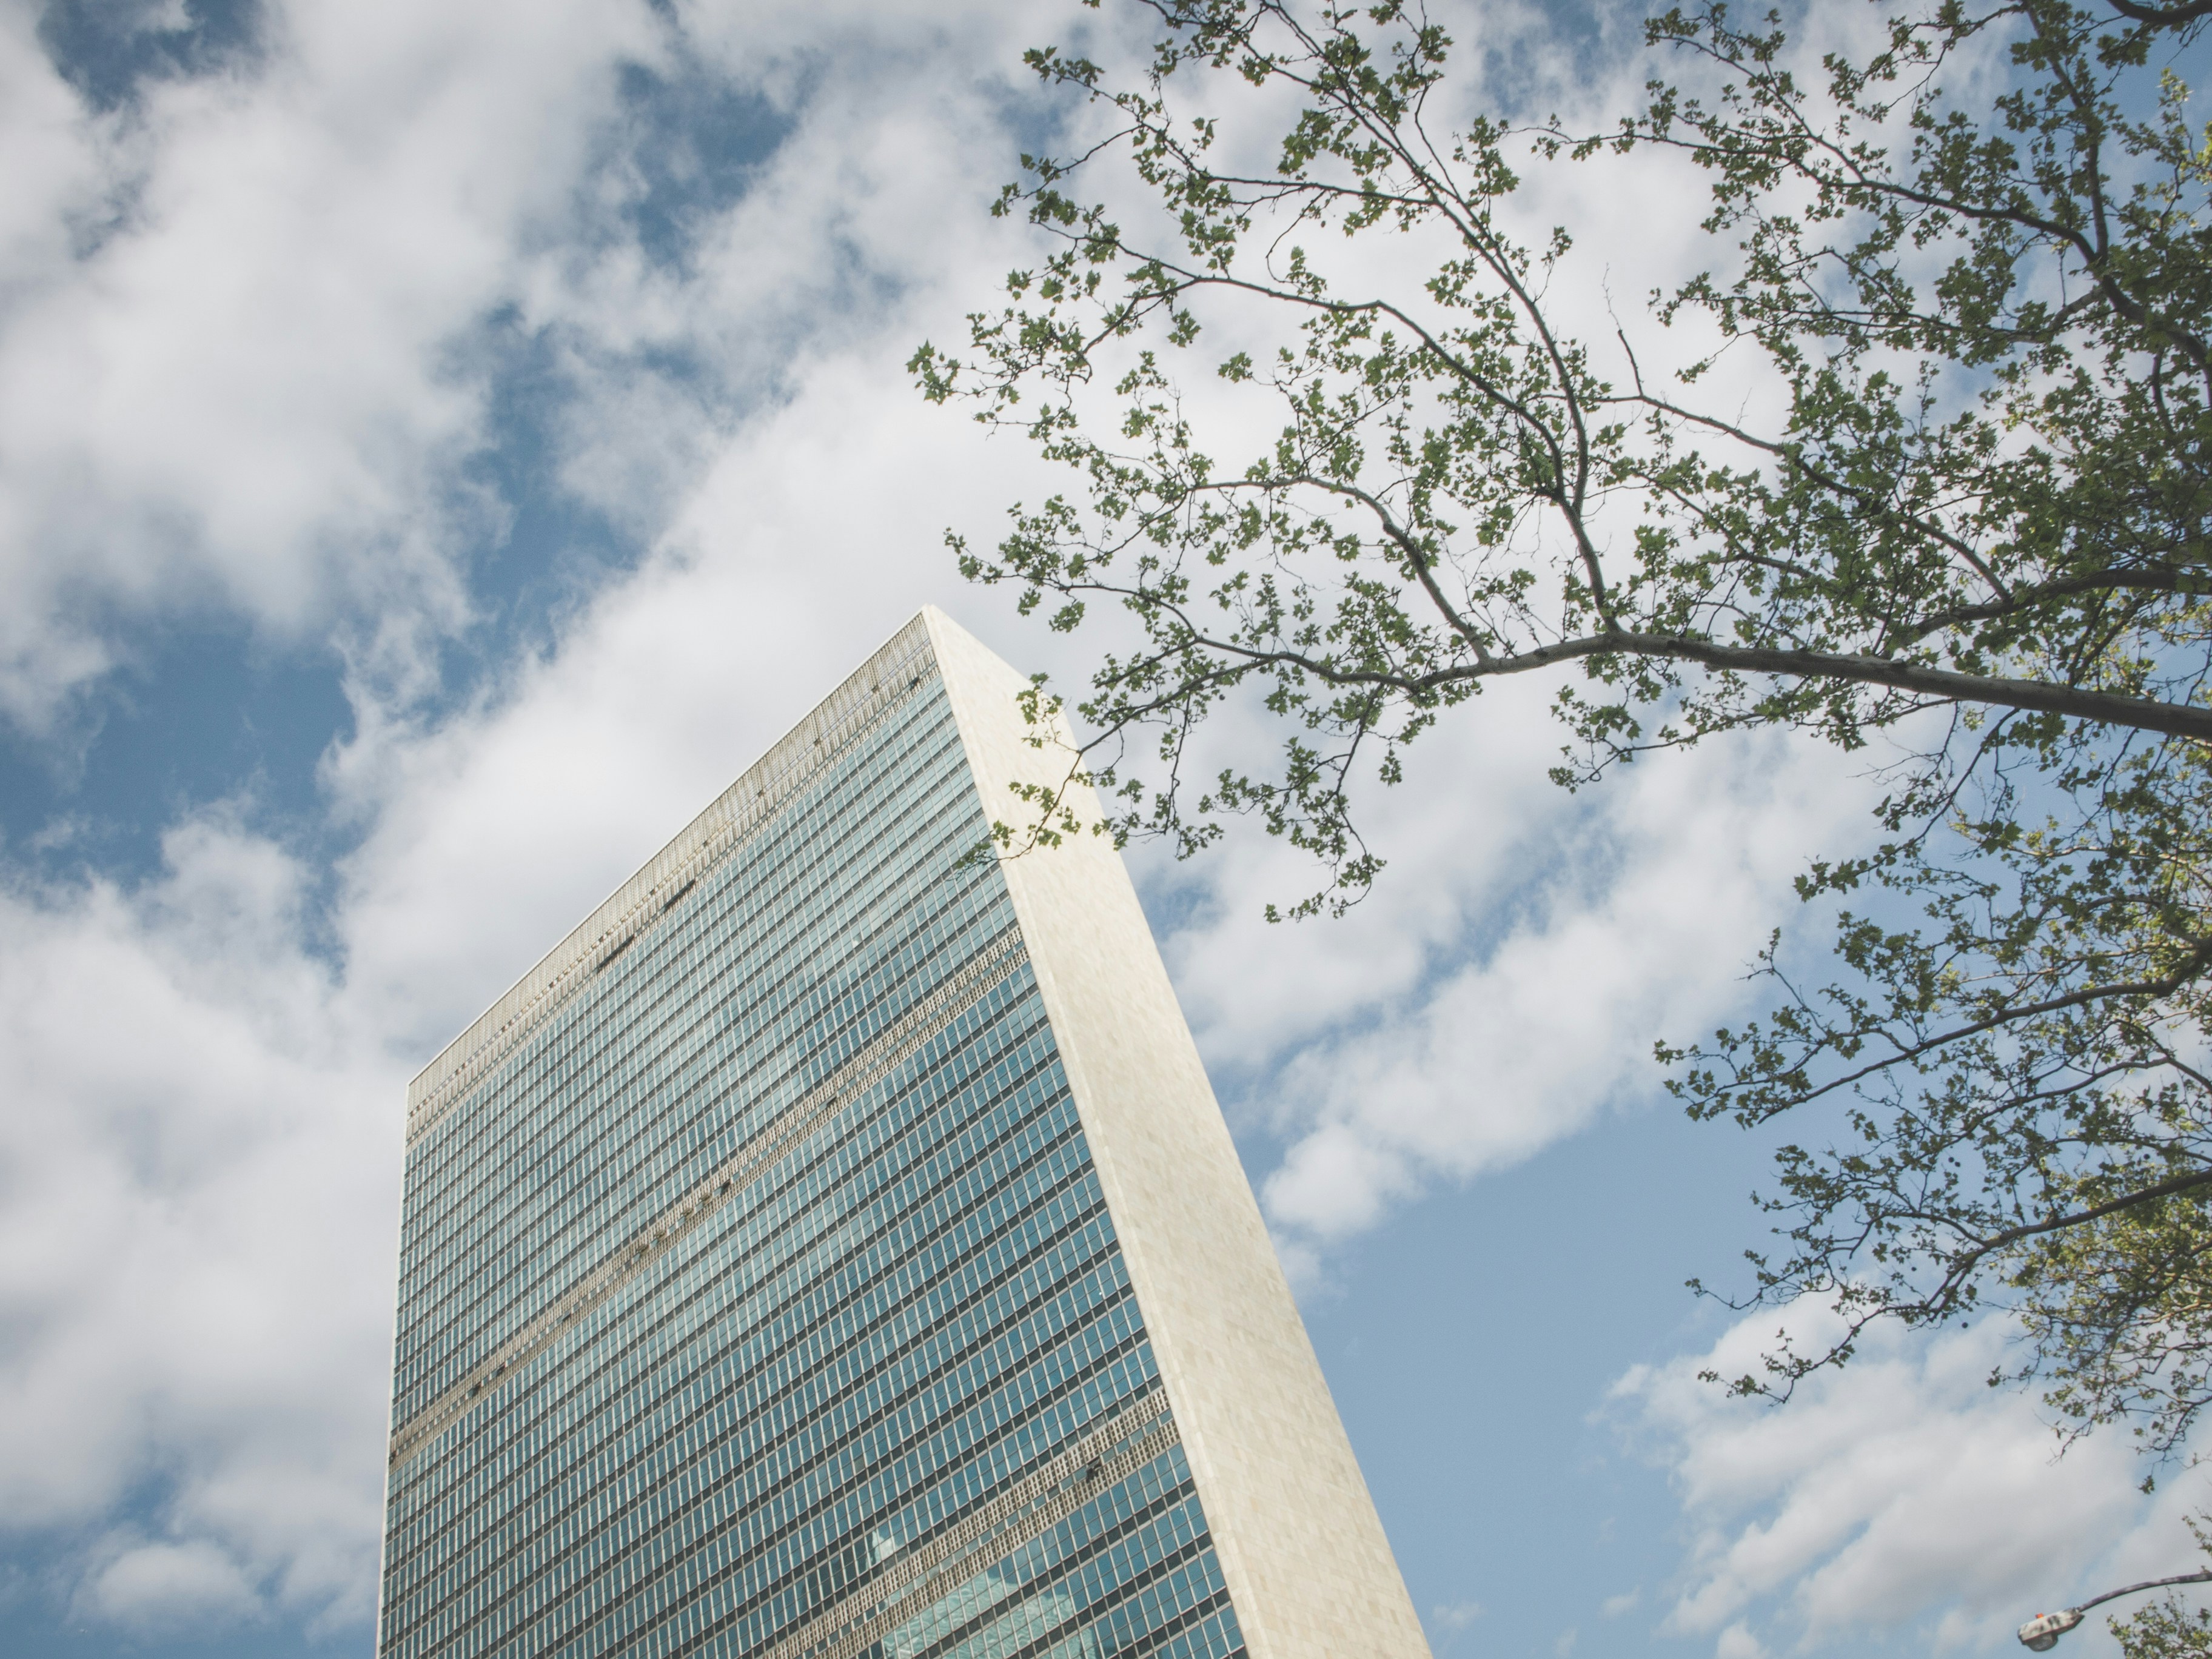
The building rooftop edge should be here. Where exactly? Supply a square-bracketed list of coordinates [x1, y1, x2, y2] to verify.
[403, 608, 948, 1118]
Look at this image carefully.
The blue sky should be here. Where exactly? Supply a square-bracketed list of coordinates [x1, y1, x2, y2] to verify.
[0, 2, 2202, 1657]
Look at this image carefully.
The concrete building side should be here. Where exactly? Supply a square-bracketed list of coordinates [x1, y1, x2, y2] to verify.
[925, 608, 1432, 1659]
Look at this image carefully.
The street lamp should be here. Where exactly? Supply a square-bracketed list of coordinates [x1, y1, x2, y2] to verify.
[2018, 1569, 2212, 1649]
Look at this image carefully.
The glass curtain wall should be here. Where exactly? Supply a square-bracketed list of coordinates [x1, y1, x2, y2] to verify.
[378, 666, 1246, 1659]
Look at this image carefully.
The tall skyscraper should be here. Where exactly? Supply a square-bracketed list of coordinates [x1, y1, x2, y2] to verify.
[378, 609, 1429, 1659]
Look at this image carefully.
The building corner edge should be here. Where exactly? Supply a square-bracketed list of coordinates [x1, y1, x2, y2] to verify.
[920, 606, 1432, 1659]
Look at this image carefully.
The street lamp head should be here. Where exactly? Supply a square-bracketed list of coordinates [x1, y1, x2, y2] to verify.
[2019, 1609, 2085, 1651]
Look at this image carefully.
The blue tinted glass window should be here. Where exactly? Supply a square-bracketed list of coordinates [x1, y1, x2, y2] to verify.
[379, 671, 1245, 1659]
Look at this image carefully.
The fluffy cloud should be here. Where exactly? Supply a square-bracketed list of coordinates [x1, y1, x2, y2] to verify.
[1615, 1302, 2212, 1656]
[76, 1537, 266, 1632]
[0, 0, 679, 728]
[0, 0, 1057, 738]
[0, 814, 400, 1633]
[1140, 691, 1874, 1265]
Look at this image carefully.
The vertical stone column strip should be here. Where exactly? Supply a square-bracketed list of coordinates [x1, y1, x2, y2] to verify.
[925, 607, 1433, 1659]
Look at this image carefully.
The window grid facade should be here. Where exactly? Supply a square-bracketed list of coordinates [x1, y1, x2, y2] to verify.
[380, 660, 1247, 1659]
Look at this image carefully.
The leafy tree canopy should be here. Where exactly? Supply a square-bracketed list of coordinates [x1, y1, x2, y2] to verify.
[910, 0, 2212, 1461]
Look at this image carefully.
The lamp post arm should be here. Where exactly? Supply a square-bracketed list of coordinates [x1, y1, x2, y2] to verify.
[2077, 1569, 2212, 1614]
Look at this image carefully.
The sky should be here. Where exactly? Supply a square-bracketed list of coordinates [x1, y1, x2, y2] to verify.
[0, 1, 2204, 1657]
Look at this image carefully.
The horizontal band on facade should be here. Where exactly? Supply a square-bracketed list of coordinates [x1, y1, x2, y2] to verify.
[405, 616, 942, 1144]
[755, 1389, 1181, 1659]
[387, 924, 1034, 1472]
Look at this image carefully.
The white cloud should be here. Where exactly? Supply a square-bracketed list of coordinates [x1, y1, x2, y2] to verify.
[0, 0, 680, 728]
[1614, 1301, 2212, 1655]
[1432, 1599, 1484, 1630]
[74, 1536, 264, 1631]
[0, 814, 401, 1633]
[1139, 695, 1872, 1267]
[0, 0, 1062, 737]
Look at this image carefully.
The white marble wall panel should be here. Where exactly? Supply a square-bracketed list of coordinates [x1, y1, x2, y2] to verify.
[928, 608, 1432, 1659]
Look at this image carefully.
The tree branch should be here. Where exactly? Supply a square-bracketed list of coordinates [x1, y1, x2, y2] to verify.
[2102, 0, 2212, 31]
[1937, 1165, 2212, 1293]
[1119, 611, 2212, 742]
[1723, 937, 2212, 1113]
